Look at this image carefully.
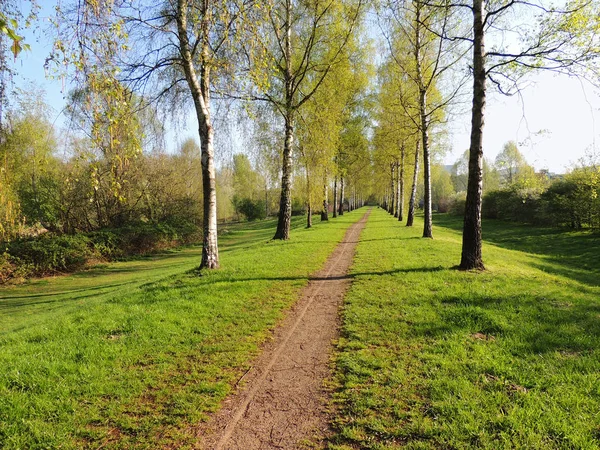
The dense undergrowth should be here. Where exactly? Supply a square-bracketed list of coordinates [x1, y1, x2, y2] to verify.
[0, 210, 363, 449]
[0, 220, 201, 283]
[330, 208, 600, 449]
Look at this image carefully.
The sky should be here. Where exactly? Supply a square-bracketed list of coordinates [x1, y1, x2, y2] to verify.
[446, 73, 599, 173]
[8, 2, 600, 175]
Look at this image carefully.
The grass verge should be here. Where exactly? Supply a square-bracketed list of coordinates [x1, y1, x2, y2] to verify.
[330, 208, 600, 449]
[0, 210, 364, 449]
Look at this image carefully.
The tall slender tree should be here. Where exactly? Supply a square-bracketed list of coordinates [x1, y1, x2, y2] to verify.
[246, 0, 364, 239]
[54, 0, 263, 269]
[454, 0, 600, 269]
[379, 0, 467, 238]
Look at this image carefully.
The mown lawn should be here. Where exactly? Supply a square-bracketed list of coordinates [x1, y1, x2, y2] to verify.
[331, 208, 600, 449]
[0, 210, 364, 449]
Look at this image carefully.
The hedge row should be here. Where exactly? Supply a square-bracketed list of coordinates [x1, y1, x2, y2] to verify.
[481, 181, 600, 229]
[447, 174, 600, 230]
[0, 221, 202, 283]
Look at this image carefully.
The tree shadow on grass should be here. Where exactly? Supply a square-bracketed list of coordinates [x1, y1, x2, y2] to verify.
[164, 266, 447, 287]
[0, 281, 135, 302]
[434, 213, 600, 287]
[0, 289, 120, 311]
[412, 292, 600, 355]
[359, 236, 423, 243]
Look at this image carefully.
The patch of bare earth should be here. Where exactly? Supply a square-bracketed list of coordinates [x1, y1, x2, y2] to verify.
[195, 211, 370, 449]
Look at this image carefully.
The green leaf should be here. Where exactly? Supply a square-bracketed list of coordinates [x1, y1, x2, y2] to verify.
[11, 38, 22, 59]
[6, 27, 20, 42]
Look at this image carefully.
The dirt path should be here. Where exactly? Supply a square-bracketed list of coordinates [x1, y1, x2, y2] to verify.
[197, 210, 370, 449]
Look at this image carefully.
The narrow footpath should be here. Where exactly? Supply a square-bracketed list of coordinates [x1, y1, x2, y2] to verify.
[197, 210, 370, 449]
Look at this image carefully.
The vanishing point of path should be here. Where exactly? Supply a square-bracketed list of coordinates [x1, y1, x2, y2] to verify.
[198, 210, 370, 449]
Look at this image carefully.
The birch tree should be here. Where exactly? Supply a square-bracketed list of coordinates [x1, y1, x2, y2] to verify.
[295, 51, 353, 227]
[375, 56, 420, 222]
[247, 0, 365, 239]
[54, 0, 261, 269]
[447, 0, 600, 269]
[379, 0, 468, 238]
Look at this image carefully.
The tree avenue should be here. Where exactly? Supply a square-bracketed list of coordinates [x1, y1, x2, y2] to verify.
[1, 0, 599, 280]
[378, 0, 468, 238]
[243, 0, 366, 240]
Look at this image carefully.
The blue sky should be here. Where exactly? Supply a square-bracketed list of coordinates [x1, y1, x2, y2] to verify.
[448, 73, 599, 173]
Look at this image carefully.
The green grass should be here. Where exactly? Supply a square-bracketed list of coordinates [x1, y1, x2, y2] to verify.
[0, 211, 364, 449]
[330, 208, 600, 449]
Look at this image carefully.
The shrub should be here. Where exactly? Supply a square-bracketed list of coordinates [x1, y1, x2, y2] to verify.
[87, 230, 125, 259]
[449, 192, 466, 216]
[539, 172, 600, 229]
[114, 222, 179, 254]
[436, 197, 453, 213]
[162, 218, 202, 244]
[234, 197, 267, 221]
[482, 188, 542, 224]
[1, 220, 203, 283]
[6, 235, 93, 276]
[481, 190, 508, 219]
[0, 252, 16, 283]
[291, 198, 305, 216]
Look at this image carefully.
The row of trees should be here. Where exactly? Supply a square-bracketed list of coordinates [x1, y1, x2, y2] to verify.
[371, 0, 599, 269]
[49, 0, 374, 269]
[2, 0, 599, 273]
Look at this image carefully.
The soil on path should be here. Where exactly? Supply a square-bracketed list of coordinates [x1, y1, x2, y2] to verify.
[197, 210, 370, 449]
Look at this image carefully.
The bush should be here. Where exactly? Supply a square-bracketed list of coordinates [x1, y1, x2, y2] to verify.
[87, 230, 125, 259]
[234, 197, 266, 221]
[162, 218, 202, 244]
[291, 198, 305, 216]
[436, 197, 453, 213]
[6, 234, 93, 276]
[114, 222, 178, 254]
[539, 172, 600, 229]
[1, 219, 203, 283]
[0, 253, 16, 283]
[482, 188, 542, 224]
[481, 190, 508, 219]
[449, 192, 466, 216]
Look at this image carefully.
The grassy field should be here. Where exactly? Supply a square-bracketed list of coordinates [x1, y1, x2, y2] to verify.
[330, 208, 600, 449]
[0, 211, 364, 449]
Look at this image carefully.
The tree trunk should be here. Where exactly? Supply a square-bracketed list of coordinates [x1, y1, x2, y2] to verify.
[306, 165, 312, 228]
[321, 181, 329, 221]
[420, 89, 433, 238]
[389, 163, 395, 214]
[333, 176, 338, 218]
[176, 0, 219, 269]
[274, 115, 294, 239]
[200, 123, 219, 268]
[406, 139, 420, 227]
[338, 176, 344, 215]
[414, 4, 432, 239]
[274, 0, 294, 240]
[399, 145, 405, 221]
[348, 188, 352, 211]
[265, 182, 269, 217]
[460, 0, 485, 270]
[392, 174, 396, 216]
